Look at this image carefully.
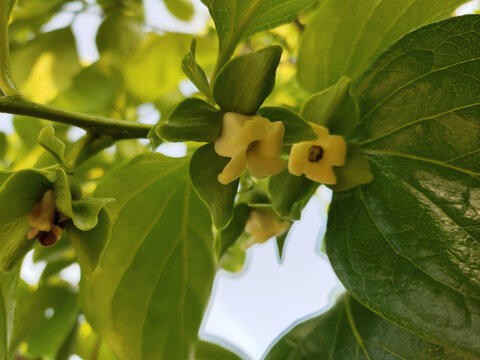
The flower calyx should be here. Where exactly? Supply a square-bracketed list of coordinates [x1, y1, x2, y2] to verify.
[288, 123, 346, 184]
[27, 189, 68, 246]
[214, 112, 286, 185]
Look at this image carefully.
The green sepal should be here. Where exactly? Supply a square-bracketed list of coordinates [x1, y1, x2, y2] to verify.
[67, 209, 111, 275]
[71, 197, 114, 231]
[213, 46, 283, 115]
[257, 107, 316, 145]
[182, 39, 215, 103]
[301, 77, 359, 137]
[216, 203, 251, 259]
[53, 168, 73, 218]
[38, 124, 69, 170]
[329, 144, 373, 192]
[237, 187, 270, 206]
[0, 169, 51, 272]
[269, 169, 318, 220]
[190, 143, 238, 229]
[156, 98, 223, 143]
[276, 226, 291, 261]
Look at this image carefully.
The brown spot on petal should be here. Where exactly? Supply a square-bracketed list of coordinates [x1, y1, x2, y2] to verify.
[308, 145, 324, 162]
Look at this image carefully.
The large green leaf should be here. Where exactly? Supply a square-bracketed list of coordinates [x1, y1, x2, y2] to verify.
[201, 0, 314, 69]
[195, 341, 242, 360]
[297, 0, 469, 92]
[267, 294, 470, 359]
[326, 15, 480, 357]
[0, 265, 20, 360]
[78, 154, 215, 360]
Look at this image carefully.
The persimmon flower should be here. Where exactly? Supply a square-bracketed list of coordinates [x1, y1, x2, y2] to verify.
[28, 189, 66, 246]
[243, 209, 289, 249]
[288, 124, 346, 184]
[214, 112, 286, 185]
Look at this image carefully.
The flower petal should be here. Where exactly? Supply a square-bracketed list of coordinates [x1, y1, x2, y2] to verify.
[217, 151, 247, 185]
[311, 124, 330, 144]
[247, 151, 286, 178]
[236, 116, 273, 145]
[255, 121, 285, 157]
[288, 142, 312, 176]
[324, 135, 347, 166]
[214, 112, 249, 157]
[28, 189, 56, 232]
[304, 162, 337, 184]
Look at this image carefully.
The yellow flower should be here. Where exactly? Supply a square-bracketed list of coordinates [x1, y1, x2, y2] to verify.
[288, 124, 346, 184]
[243, 209, 290, 249]
[28, 189, 66, 246]
[214, 112, 286, 185]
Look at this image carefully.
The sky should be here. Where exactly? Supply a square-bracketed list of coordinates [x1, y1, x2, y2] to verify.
[9, 0, 480, 359]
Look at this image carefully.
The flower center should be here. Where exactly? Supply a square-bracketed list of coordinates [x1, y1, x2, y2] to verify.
[247, 141, 259, 153]
[308, 146, 324, 162]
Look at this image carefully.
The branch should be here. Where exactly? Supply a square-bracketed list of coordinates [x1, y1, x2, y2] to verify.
[0, 95, 153, 139]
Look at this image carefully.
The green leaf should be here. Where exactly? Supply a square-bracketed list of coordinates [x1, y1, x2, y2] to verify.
[327, 15, 480, 357]
[15, 281, 80, 360]
[275, 226, 291, 260]
[11, 27, 81, 103]
[218, 234, 247, 273]
[267, 294, 470, 359]
[201, 0, 313, 69]
[257, 107, 316, 145]
[269, 169, 318, 220]
[190, 144, 238, 229]
[156, 98, 222, 143]
[329, 144, 373, 192]
[300, 77, 359, 137]
[182, 39, 215, 103]
[0, 132, 7, 160]
[0, 169, 51, 271]
[195, 341, 242, 360]
[0, 264, 20, 360]
[38, 124, 67, 168]
[213, 46, 282, 115]
[216, 203, 250, 259]
[71, 197, 113, 231]
[68, 209, 111, 275]
[52, 168, 74, 219]
[79, 153, 215, 360]
[297, 0, 469, 92]
[165, 0, 194, 21]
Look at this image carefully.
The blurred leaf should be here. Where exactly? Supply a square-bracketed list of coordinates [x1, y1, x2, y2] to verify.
[213, 46, 282, 115]
[257, 107, 316, 144]
[11, 27, 81, 103]
[50, 62, 118, 117]
[327, 15, 480, 357]
[0, 132, 7, 160]
[190, 144, 238, 229]
[202, 0, 314, 67]
[0, 264, 20, 360]
[216, 203, 250, 259]
[195, 341, 242, 360]
[267, 294, 470, 359]
[165, 0, 194, 21]
[0, 169, 51, 271]
[300, 77, 359, 137]
[219, 233, 247, 273]
[39, 257, 75, 284]
[124, 33, 192, 102]
[15, 281, 80, 360]
[74, 323, 118, 360]
[56, 319, 79, 360]
[79, 154, 215, 360]
[297, 0, 469, 92]
[38, 124, 67, 168]
[182, 39, 214, 103]
[96, 10, 145, 68]
[269, 169, 318, 220]
[156, 97, 222, 142]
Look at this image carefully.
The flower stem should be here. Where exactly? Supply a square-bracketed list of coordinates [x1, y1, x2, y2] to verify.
[0, 95, 152, 139]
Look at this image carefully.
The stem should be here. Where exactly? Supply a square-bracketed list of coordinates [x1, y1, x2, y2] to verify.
[65, 133, 95, 170]
[0, 0, 18, 96]
[0, 95, 152, 139]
